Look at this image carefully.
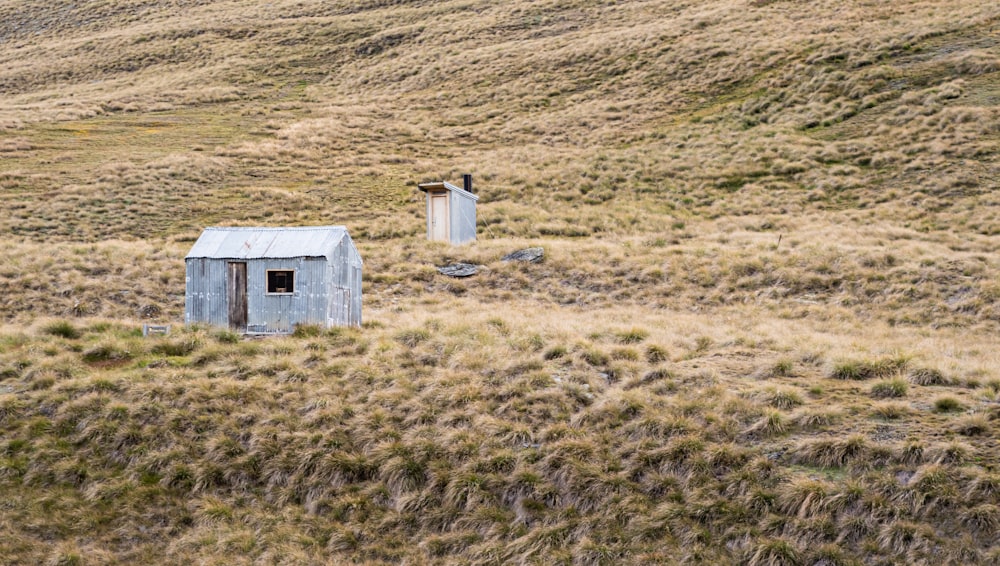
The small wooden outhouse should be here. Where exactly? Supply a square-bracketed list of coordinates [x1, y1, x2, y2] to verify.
[185, 226, 362, 333]
[417, 174, 479, 245]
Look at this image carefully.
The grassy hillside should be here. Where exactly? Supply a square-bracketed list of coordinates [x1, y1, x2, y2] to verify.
[1, 0, 999, 563]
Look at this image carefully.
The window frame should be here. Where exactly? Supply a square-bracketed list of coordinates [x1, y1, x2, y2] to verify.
[265, 269, 296, 295]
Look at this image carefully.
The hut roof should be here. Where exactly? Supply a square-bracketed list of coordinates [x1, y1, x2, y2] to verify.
[185, 226, 356, 262]
[417, 181, 479, 201]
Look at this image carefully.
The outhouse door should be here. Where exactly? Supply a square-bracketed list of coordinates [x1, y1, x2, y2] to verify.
[430, 191, 449, 241]
[227, 262, 248, 331]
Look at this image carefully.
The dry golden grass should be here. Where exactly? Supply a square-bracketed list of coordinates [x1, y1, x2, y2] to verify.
[1, 0, 999, 563]
[2, 302, 998, 563]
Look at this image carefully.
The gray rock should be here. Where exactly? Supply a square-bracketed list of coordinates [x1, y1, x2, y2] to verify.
[437, 263, 480, 277]
[502, 247, 544, 263]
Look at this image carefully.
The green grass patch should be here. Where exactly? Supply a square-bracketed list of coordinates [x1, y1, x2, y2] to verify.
[932, 396, 964, 413]
[41, 320, 82, 340]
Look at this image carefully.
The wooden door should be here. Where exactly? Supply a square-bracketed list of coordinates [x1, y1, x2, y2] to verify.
[227, 262, 248, 331]
[430, 192, 449, 241]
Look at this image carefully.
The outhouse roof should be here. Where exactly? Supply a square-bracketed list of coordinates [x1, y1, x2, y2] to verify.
[185, 226, 355, 261]
[417, 181, 480, 201]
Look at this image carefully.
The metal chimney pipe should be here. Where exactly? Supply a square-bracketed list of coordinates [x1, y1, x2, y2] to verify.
[463, 174, 473, 194]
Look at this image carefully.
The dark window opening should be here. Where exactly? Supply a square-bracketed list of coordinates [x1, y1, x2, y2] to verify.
[267, 270, 294, 294]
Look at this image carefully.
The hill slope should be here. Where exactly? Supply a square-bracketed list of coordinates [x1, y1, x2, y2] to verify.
[1, 0, 999, 563]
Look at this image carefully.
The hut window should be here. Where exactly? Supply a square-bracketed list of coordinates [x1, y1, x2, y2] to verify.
[266, 270, 295, 294]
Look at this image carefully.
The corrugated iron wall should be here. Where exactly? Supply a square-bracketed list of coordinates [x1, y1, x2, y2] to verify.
[185, 257, 228, 327]
[185, 239, 362, 332]
[326, 236, 362, 327]
[246, 257, 327, 333]
[449, 190, 477, 245]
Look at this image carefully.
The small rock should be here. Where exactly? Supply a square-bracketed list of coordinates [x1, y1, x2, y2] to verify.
[502, 247, 544, 263]
[138, 304, 161, 318]
[437, 263, 479, 278]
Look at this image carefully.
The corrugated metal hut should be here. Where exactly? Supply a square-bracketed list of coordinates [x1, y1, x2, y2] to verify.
[185, 226, 362, 333]
[417, 174, 478, 245]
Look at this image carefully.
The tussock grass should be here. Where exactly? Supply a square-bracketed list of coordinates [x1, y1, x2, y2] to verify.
[932, 396, 964, 413]
[743, 537, 802, 566]
[81, 341, 134, 364]
[644, 345, 670, 364]
[761, 387, 804, 410]
[791, 435, 872, 470]
[952, 414, 990, 437]
[872, 402, 913, 421]
[31, 302, 989, 559]
[3, 304, 993, 562]
[908, 367, 950, 386]
[40, 320, 82, 340]
[0, 0, 999, 562]
[870, 378, 908, 399]
[789, 408, 842, 430]
[829, 355, 909, 381]
[742, 410, 788, 439]
[761, 358, 796, 379]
